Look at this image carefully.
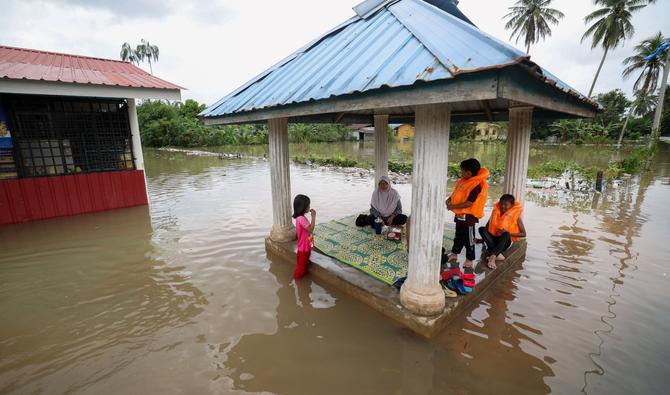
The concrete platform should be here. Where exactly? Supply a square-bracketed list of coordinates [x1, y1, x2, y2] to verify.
[265, 237, 527, 338]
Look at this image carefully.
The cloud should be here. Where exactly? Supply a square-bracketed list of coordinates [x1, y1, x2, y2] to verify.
[21, 0, 232, 23]
[37, 0, 176, 18]
[1, 0, 668, 105]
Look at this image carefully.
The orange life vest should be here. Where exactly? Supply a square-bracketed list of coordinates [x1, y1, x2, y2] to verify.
[487, 201, 523, 241]
[450, 167, 489, 219]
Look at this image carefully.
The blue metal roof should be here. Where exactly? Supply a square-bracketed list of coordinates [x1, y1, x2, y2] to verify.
[202, 0, 589, 119]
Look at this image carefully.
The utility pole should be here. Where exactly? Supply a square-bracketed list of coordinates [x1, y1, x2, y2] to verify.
[650, 53, 669, 147]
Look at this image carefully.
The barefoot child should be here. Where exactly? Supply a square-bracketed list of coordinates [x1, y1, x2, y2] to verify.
[446, 158, 489, 270]
[292, 194, 316, 280]
[479, 194, 526, 270]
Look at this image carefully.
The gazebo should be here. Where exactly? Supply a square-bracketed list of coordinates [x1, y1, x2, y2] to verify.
[202, 0, 598, 322]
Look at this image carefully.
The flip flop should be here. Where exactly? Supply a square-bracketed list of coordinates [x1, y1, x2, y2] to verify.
[463, 278, 476, 288]
[446, 275, 470, 295]
[392, 276, 407, 289]
[460, 272, 475, 281]
[440, 268, 462, 281]
[442, 284, 457, 298]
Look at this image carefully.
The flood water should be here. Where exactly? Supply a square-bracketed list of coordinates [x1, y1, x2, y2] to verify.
[1, 141, 669, 394]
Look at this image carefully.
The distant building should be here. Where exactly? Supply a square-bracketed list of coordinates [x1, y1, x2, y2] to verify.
[349, 123, 375, 140]
[474, 122, 506, 141]
[393, 124, 415, 142]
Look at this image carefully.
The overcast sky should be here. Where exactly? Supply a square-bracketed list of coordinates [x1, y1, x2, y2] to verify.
[2, 0, 669, 105]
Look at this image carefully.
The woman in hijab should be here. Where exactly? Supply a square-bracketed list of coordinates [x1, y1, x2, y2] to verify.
[367, 176, 407, 226]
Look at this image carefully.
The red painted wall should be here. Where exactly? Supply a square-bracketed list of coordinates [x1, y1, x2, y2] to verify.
[0, 170, 148, 225]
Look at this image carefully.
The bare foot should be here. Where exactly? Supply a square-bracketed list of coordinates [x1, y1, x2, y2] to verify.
[463, 259, 474, 269]
[496, 254, 506, 261]
[487, 256, 497, 270]
[447, 253, 458, 263]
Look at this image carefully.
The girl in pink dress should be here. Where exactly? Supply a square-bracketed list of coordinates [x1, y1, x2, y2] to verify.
[292, 194, 316, 279]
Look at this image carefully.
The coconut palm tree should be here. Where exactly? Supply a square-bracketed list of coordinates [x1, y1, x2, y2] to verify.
[120, 42, 139, 65]
[622, 32, 667, 94]
[135, 39, 160, 75]
[582, 0, 656, 97]
[618, 91, 657, 145]
[617, 32, 666, 146]
[503, 0, 564, 54]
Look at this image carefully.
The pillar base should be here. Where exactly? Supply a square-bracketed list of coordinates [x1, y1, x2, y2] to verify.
[399, 283, 445, 316]
[270, 225, 296, 243]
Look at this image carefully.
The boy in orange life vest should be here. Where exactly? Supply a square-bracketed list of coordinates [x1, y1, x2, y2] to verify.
[446, 158, 489, 270]
[479, 194, 526, 270]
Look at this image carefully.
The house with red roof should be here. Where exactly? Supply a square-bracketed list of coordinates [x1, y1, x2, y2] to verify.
[0, 45, 183, 225]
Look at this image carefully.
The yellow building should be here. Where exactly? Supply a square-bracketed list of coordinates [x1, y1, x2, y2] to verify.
[474, 122, 506, 141]
[393, 124, 415, 142]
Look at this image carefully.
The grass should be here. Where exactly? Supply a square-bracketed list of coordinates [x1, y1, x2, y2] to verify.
[604, 146, 654, 179]
[295, 147, 654, 182]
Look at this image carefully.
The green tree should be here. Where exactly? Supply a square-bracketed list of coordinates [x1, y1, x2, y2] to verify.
[595, 89, 630, 125]
[135, 39, 160, 74]
[582, 0, 656, 97]
[177, 99, 207, 119]
[504, 0, 564, 54]
[622, 32, 667, 94]
[120, 42, 138, 64]
[549, 119, 576, 142]
[618, 91, 657, 144]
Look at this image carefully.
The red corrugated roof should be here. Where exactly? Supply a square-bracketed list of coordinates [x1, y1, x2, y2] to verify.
[0, 45, 183, 90]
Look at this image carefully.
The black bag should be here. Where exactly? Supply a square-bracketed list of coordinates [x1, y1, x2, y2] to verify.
[355, 214, 368, 227]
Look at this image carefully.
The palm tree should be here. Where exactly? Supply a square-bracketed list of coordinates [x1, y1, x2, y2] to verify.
[120, 42, 139, 65]
[504, 0, 564, 54]
[622, 32, 667, 94]
[617, 32, 666, 146]
[582, 0, 656, 97]
[135, 39, 160, 75]
[618, 91, 657, 145]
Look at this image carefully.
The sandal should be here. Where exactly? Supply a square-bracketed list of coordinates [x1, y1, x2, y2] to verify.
[442, 284, 457, 298]
[440, 268, 462, 281]
[446, 275, 470, 295]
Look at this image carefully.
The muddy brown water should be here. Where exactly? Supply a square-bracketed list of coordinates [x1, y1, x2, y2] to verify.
[1, 142, 668, 394]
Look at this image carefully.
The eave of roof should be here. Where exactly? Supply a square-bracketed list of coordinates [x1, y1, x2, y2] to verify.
[201, 0, 596, 122]
[0, 45, 184, 91]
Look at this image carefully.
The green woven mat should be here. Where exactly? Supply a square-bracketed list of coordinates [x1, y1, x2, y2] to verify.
[313, 215, 455, 285]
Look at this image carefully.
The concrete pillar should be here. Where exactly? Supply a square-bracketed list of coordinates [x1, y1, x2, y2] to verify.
[400, 104, 451, 316]
[127, 98, 144, 171]
[374, 114, 389, 184]
[268, 117, 296, 242]
[127, 98, 150, 204]
[504, 106, 533, 206]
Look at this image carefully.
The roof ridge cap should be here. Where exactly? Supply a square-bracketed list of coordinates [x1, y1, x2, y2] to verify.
[0, 44, 130, 65]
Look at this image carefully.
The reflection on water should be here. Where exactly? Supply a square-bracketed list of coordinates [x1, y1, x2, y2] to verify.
[0, 142, 668, 394]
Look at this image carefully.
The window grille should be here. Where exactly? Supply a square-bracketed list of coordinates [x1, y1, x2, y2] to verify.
[6, 96, 135, 178]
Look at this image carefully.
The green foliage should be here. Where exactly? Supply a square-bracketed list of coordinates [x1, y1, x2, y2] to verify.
[294, 155, 363, 168]
[595, 89, 630, 126]
[120, 39, 159, 73]
[288, 123, 352, 143]
[604, 146, 654, 178]
[388, 161, 413, 174]
[532, 89, 658, 143]
[137, 100, 357, 147]
[503, 0, 565, 53]
[177, 99, 207, 119]
[450, 122, 477, 140]
[387, 126, 398, 143]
